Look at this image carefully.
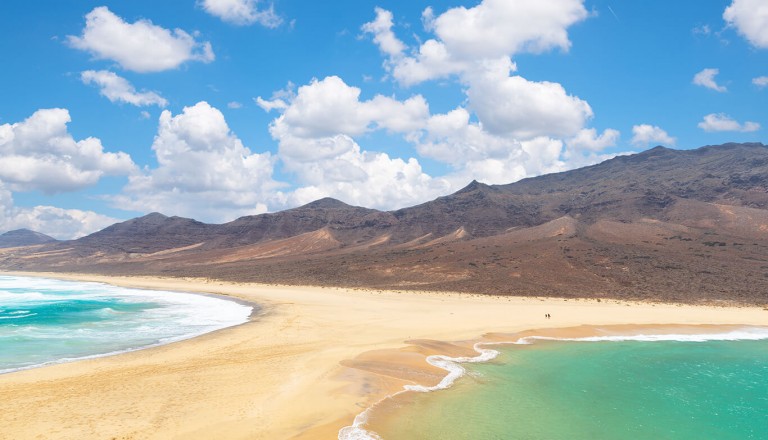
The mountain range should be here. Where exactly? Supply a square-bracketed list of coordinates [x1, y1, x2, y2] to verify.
[2, 142, 767, 305]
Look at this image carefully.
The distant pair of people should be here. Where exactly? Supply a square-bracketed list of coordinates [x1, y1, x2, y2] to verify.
[545, 313, 551, 319]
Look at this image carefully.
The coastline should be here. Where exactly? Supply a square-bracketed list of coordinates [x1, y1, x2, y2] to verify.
[0, 271, 766, 439]
[0, 274, 256, 376]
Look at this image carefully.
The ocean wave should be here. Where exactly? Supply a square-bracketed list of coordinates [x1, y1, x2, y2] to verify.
[337, 326, 768, 439]
[0, 275, 254, 375]
[0, 313, 258, 375]
[0, 313, 37, 320]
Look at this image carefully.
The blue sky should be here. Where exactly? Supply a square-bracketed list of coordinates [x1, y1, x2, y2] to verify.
[0, 0, 765, 238]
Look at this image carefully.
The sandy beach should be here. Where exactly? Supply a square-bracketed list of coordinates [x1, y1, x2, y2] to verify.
[0, 272, 766, 440]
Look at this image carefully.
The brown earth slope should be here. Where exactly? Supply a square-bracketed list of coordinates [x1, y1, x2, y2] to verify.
[1, 142, 767, 305]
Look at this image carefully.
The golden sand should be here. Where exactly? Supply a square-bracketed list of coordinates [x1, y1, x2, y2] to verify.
[0, 272, 765, 439]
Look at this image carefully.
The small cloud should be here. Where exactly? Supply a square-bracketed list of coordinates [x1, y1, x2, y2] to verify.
[227, 101, 243, 109]
[698, 113, 760, 132]
[140, 110, 151, 119]
[361, 7, 407, 58]
[753, 76, 768, 88]
[631, 124, 676, 147]
[199, 0, 283, 28]
[692, 24, 711, 36]
[254, 96, 287, 112]
[67, 7, 214, 73]
[81, 70, 168, 107]
[254, 82, 296, 112]
[693, 68, 727, 92]
[567, 128, 620, 152]
[422, 7, 435, 31]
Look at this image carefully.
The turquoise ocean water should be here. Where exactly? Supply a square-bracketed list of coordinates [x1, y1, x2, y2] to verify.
[342, 330, 768, 440]
[0, 275, 253, 374]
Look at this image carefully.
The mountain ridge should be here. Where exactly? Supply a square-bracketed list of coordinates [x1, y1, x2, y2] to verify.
[2, 142, 767, 305]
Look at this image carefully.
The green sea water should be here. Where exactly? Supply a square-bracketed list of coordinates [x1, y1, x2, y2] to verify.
[369, 337, 768, 440]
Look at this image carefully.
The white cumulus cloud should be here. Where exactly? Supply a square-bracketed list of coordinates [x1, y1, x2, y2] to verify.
[239, 2, 629, 211]
[270, 76, 429, 139]
[0, 108, 136, 193]
[360, 3, 598, 167]
[264, 73, 614, 204]
[0, 183, 119, 240]
[264, 77, 449, 209]
[567, 128, 620, 152]
[282, 137, 451, 210]
[416, 110, 568, 185]
[367, 0, 589, 86]
[698, 113, 760, 132]
[631, 124, 676, 147]
[724, 0, 768, 48]
[114, 101, 283, 222]
[360, 3, 601, 181]
[693, 68, 727, 92]
[389, 39, 471, 86]
[68, 6, 215, 73]
[430, 0, 588, 59]
[361, 7, 406, 58]
[465, 60, 593, 139]
[416, 107, 526, 166]
[81, 70, 168, 107]
[200, 0, 282, 27]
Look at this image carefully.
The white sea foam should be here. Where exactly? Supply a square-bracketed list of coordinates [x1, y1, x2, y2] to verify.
[0, 313, 36, 320]
[337, 326, 768, 439]
[405, 344, 500, 393]
[514, 328, 768, 345]
[0, 290, 51, 303]
[338, 342, 501, 440]
[338, 405, 384, 440]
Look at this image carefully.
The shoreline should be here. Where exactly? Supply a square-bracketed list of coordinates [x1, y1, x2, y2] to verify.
[0, 271, 766, 439]
[340, 323, 768, 439]
[0, 274, 257, 376]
